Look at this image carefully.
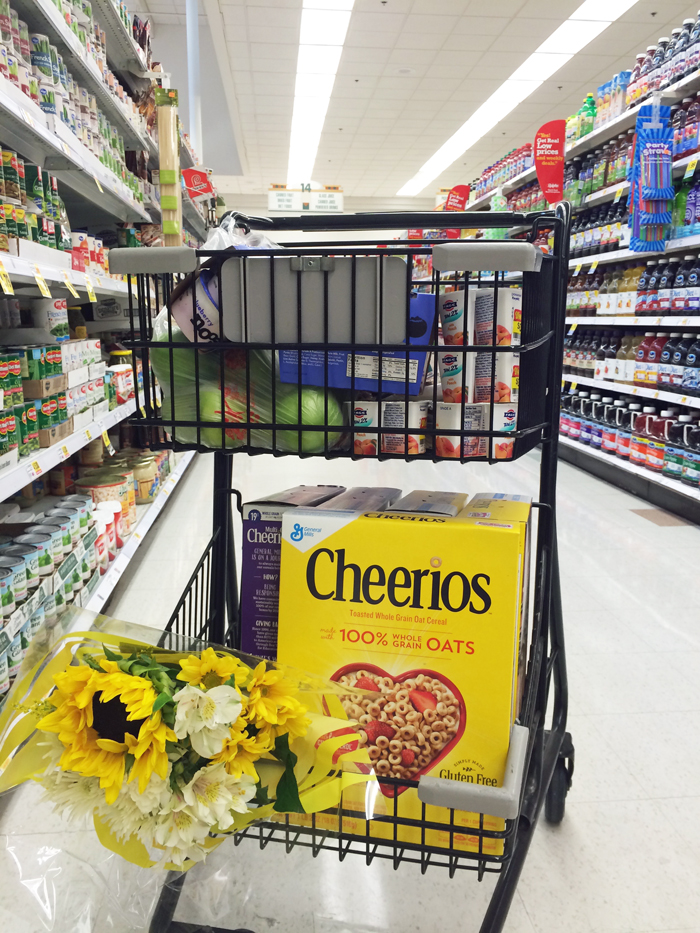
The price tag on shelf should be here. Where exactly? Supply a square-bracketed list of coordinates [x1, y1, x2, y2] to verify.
[654, 317, 661, 325]
[613, 186, 624, 203]
[26, 459, 41, 480]
[653, 390, 660, 398]
[21, 109, 35, 128]
[94, 275, 102, 288]
[570, 381, 577, 391]
[139, 405, 146, 418]
[85, 427, 93, 441]
[588, 260, 599, 273]
[567, 323, 577, 335]
[61, 141, 70, 157]
[84, 274, 97, 303]
[32, 265, 51, 298]
[94, 176, 104, 193]
[681, 395, 689, 404]
[684, 157, 698, 180]
[101, 427, 115, 456]
[682, 318, 689, 325]
[574, 263, 582, 276]
[61, 271, 79, 298]
[59, 444, 69, 461]
[0, 260, 13, 296]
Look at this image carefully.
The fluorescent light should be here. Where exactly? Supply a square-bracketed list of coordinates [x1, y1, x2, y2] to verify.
[287, 0, 355, 185]
[300, 9, 351, 45]
[296, 44, 343, 74]
[396, 0, 641, 196]
[509, 52, 573, 82]
[536, 19, 610, 55]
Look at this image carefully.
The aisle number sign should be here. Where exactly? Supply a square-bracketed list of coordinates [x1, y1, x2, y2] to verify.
[84, 274, 97, 303]
[0, 260, 13, 295]
[62, 271, 79, 298]
[33, 265, 51, 298]
[268, 185, 343, 212]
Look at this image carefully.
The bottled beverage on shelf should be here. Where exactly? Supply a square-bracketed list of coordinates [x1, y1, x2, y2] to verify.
[597, 268, 613, 315]
[658, 333, 683, 390]
[671, 256, 694, 312]
[686, 257, 700, 311]
[634, 332, 657, 386]
[673, 182, 691, 238]
[645, 261, 667, 315]
[590, 395, 610, 449]
[614, 333, 634, 382]
[682, 423, 700, 486]
[670, 333, 696, 391]
[627, 52, 646, 106]
[658, 259, 681, 315]
[659, 29, 682, 92]
[603, 333, 621, 380]
[582, 210, 598, 257]
[671, 19, 695, 83]
[687, 12, 700, 77]
[594, 333, 608, 380]
[646, 38, 670, 99]
[580, 393, 601, 445]
[568, 391, 589, 441]
[601, 398, 622, 454]
[683, 93, 700, 155]
[672, 101, 691, 158]
[646, 409, 677, 472]
[635, 260, 657, 316]
[646, 333, 670, 387]
[664, 414, 694, 478]
[569, 330, 584, 375]
[617, 402, 642, 459]
[619, 262, 643, 316]
[680, 334, 700, 395]
[630, 406, 657, 466]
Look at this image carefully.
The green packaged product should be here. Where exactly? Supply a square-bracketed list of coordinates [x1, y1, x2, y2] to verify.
[49, 44, 59, 85]
[0, 413, 8, 455]
[24, 402, 39, 450]
[38, 217, 50, 248]
[0, 216, 8, 253]
[44, 345, 57, 376]
[1, 151, 19, 201]
[6, 349, 22, 406]
[42, 175, 52, 218]
[50, 175, 59, 218]
[26, 213, 38, 242]
[37, 395, 53, 430]
[3, 204, 17, 238]
[14, 403, 27, 446]
[26, 346, 45, 380]
[57, 389, 66, 421]
[0, 160, 6, 200]
[11, 349, 28, 379]
[0, 355, 8, 400]
[50, 394, 59, 426]
[14, 207, 27, 240]
[5, 411, 17, 450]
[17, 158, 25, 206]
[24, 164, 44, 213]
[47, 218, 56, 249]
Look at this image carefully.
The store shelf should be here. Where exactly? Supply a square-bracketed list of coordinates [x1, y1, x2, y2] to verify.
[181, 143, 196, 170]
[11, 0, 150, 152]
[566, 316, 700, 327]
[90, 0, 149, 77]
[82, 450, 196, 613]
[0, 250, 130, 299]
[182, 195, 208, 241]
[562, 373, 700, 410]
[0, 76, 148, 225]
[559, 434, 700, 505]
[0, 398, 136, 501]
[567, 231, 700, 270]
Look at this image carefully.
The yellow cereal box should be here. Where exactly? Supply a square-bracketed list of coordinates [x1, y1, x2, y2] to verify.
[277, 492, 531, 854]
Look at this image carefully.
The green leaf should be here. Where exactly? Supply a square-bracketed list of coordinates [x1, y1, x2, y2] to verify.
[102, 646, 122, 662]
[82, 654, 102, 671]
[151, 692, 172, 717]
[272, 733, 304, 814]
[254, 782, 272, 806]
[124, 753, 135, 774]
[161, 705, 177, 726]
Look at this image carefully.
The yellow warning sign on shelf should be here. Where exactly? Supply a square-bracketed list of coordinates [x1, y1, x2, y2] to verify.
[62, 271, 79, 298]
[84, 274, 97, 303]
[0, 261, 13, 295]
[33, 265, 51, 298]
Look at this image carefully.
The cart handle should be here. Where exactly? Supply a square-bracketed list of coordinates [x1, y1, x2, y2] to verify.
[417, 723, 528, 820]
[108, 246, 198, 275]
[432, 241, 543, 273]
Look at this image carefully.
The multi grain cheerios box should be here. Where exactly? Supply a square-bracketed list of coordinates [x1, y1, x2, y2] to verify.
[277, 491, 531, 854]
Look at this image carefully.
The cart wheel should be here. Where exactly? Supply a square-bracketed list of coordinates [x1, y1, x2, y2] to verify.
[545, 760, 568, 824]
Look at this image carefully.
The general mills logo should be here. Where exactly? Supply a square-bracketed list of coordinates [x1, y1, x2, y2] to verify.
[249, 509, 261, 522]
[290, 522, 304, 542]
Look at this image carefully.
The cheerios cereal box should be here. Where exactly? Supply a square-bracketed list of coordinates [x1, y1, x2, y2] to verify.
[277, 491, 531, 854]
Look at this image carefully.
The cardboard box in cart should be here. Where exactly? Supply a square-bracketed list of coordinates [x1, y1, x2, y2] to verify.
[277, 492, 531, 853]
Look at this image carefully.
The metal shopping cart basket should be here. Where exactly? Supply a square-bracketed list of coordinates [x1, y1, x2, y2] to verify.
[109, 204, 573, 933]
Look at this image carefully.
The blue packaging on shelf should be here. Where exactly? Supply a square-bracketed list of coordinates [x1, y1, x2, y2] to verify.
[278, 292, 436, 396]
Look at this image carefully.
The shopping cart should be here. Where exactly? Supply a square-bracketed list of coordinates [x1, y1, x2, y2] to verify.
[109, 205, 573, 933]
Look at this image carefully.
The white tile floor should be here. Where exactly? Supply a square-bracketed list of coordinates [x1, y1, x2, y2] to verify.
[2, 450, 700, 933]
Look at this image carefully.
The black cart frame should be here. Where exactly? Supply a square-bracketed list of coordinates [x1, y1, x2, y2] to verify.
[111, 205, 572, 933]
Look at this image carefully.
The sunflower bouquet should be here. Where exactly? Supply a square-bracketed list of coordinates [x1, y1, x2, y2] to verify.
[0, 615, 372, 870]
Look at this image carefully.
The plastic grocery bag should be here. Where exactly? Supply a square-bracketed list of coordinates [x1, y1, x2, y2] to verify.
[149, 306, 346, 452]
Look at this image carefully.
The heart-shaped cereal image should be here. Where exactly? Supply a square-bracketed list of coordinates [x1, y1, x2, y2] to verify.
[331, 663, 465, 796]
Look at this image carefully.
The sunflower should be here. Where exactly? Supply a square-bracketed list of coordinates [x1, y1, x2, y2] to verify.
[245, 663, 304, 727]
[177, 647, 249, 691]
[38, 659, 176, 804]
[211, 715, 275, 780]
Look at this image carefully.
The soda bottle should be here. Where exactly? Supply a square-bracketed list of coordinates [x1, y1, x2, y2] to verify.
[634, 332, 657, 386]
[617, 402, 641, 459]
[658, 333, 682, 391]
[673, 19, 695, 82]
[664, 414, 693, 478]
[657, 258, 680, 315]
[629, 406, 656, 466]
[671, 334, 696, 392]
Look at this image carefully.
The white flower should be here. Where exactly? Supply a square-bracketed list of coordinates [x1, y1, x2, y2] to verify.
[154, 792, 211, 852]
[181, 762, 256, 830]
[127, 767, 172, 816]
[173, 684, 242, 758]
[39, 769, 103, 820]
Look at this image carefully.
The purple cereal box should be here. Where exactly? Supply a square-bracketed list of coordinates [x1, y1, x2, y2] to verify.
[240, 485, 345, 659]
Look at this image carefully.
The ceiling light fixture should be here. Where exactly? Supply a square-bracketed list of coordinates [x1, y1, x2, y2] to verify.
[287, 0, 354, 186]
[396, 0, 641, 197]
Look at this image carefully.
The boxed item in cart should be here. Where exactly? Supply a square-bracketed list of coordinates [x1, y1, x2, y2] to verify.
[277, 492, 532, 853]
[277, 293, 436, 396]
[473, 289, 521, 404]
[240, 485, 346, 660]
[435, 403, 517, 460]
[389, 490, 469, 515]
[346, 400, 429, 456]
[313, 486, 402, 511]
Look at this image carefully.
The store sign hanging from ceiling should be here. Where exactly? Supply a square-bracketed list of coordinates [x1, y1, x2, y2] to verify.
[268, 185, 344, 212]
[182, 168, 215, 202]
[534, 120, 566, 204]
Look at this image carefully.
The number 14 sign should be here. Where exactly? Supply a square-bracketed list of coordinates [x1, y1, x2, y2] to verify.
[268, 185, 344, 212]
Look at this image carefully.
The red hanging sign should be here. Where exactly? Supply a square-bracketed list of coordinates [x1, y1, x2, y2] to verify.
[534, 120, 565, 204]
[443, 184, 470, 211]
[407, 228, 423, 239]
[182, 168, 215, 202]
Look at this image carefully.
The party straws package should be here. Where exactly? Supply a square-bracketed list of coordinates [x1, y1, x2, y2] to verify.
[628, 100, 674, 252]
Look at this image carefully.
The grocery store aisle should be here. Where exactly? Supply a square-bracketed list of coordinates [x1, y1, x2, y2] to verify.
[2, 449, 700, 933]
